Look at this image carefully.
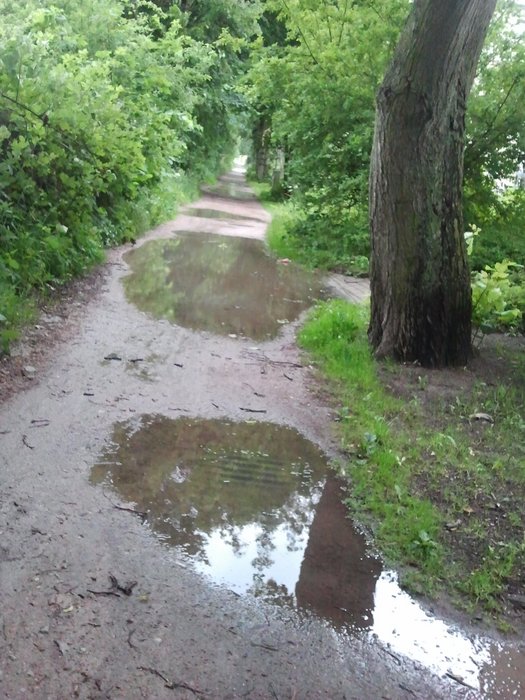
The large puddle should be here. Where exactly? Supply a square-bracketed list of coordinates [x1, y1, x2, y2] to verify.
[123, 233, 325, 339]
[92, 416, 523, 697]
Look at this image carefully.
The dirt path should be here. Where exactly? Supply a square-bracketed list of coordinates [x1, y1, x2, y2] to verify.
[0, 169, 480, 699]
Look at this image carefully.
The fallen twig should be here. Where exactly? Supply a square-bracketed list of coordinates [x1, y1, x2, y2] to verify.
[250, 641, 278, 652]
[127, 628, 138, 649]
[30, 419, 50, 427]
[242, 382, 265, 398]
[242, 351, 303, 368]
[445, 672, 476, 690]
[88, 573, 137, 598]
[385, 648, 401, 664]
[109, 573, 137, 596]
[102, 491, 147, 521]
[87, 588, 121, 597]
[239, 407, 267, 414]
[137, 666, 204, 695]
[22, 434, 34, 449]
[114, 504, 147, 522]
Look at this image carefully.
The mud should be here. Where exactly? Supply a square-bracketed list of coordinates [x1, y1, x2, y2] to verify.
[0, 165, 522, 699]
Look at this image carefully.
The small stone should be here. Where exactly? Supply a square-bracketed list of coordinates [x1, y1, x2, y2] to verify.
[22, 366, 36, 378]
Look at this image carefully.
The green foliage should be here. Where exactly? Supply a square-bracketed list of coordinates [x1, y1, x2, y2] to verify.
[0, 0, 257, 351]
[246, 0, 525, 277]
[298, 300, 443, 577]
[460, 541, 525, 608]
[174, 0, 262, 179]
[466, 189, 525, 271]
[463, 0, 525, 268]
[245, 0, 409, 272]
[466, 225, 525, 335]
[472, 260, 524, 333]
[298, 300, 367, 380]
[254, 182, 370, 275]
[465, 1, 525, 198]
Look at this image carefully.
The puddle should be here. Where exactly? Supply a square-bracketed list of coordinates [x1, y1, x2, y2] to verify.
[91, 416, 378, 625]
[123, 233, 325, 339]
[92, 416, 524, 697]
[201, 181, 257, 200]
[182, 207, 264, 222]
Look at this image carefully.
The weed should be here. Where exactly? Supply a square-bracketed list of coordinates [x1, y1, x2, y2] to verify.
[461, 541, 525, 606]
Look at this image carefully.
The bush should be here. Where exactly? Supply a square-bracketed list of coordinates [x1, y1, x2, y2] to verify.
[472, 261, 525, 334]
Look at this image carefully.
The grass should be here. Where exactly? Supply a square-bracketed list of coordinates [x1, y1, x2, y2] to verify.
[298, 298, 525, 621]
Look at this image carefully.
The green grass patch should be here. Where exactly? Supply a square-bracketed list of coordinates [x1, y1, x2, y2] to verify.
[299, 299, 525, 617]
[298, 300, 443, 584]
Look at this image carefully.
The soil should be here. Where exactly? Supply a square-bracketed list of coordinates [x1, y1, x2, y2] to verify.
[0, 169, 519, 699]
[379, 334, 525, 631]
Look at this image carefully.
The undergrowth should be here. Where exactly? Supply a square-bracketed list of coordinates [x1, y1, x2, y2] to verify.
[250, 181, 369, 276]
[0, 174, 199, 354]
[299, 299, 525, 620]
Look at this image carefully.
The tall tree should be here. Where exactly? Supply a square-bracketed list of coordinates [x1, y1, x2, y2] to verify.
[368, 0, 497, 367]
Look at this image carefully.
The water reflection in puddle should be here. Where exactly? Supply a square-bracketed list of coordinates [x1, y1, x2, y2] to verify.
[201, 180, 256, 200]
[123, 233, 325, 339]
[92, 416, 523, 697]
[182, 208, 264, 223]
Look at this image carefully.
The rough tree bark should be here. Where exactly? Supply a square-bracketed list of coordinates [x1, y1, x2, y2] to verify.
[368, 0, 497, 367]
[252, 117, 271, 181]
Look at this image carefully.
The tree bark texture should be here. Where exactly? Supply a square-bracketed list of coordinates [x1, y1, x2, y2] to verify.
[368, 0, 496, 367]
[252, 117, 271, 181]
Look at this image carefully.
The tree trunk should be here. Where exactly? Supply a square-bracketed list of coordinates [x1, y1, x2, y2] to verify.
[252, 117, 271, 181]
[368, 0, 496, 367]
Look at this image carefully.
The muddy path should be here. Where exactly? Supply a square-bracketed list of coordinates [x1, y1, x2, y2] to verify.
[0, 167, 519, 699]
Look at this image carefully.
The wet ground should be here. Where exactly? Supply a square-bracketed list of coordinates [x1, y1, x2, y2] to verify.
[122, 233, 326, 340]
[0, 164, 523, 699]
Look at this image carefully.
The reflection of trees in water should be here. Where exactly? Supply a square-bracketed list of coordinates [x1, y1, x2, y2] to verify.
[91, 417, 384, 629]
[249, 577, 295, 607]
[296, 476, 382, 630]
[91, 415, 327, 566]
[123, 233, 324, 339]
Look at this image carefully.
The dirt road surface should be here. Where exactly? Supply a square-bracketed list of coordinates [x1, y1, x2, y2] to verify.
[0, 168, 495, 699]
